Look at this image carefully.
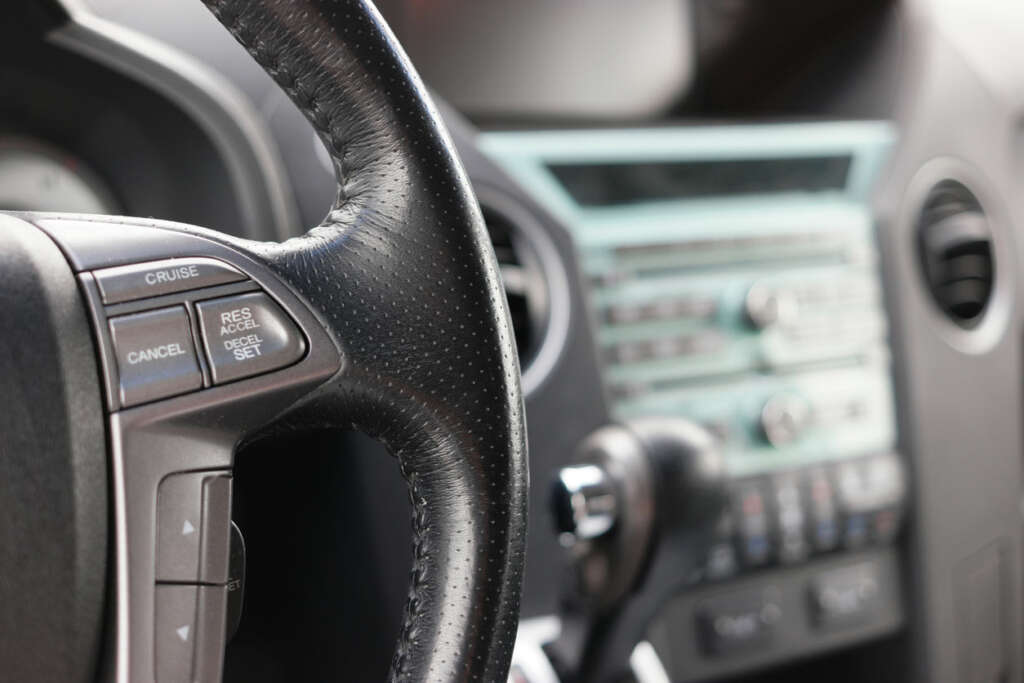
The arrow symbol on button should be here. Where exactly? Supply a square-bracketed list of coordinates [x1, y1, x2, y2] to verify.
[182, 520, 195, 536]
[176, 625, 190, 642]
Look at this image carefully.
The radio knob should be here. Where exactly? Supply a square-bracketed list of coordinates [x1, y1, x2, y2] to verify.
[744, 282, 796, 330]
[759, 393, 811, 447]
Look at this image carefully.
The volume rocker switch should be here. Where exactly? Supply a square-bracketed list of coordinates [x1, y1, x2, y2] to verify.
[196, 292, 306, 384]
[156, 472, 232, 583]
[155, 584, 198, 683]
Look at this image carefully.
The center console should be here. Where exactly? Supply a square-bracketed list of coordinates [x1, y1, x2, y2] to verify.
[482, 122, 908, 681]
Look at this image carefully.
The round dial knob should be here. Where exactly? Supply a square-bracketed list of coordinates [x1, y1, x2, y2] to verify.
[744, 282, 796, 330]
[759, 393, 811, 447]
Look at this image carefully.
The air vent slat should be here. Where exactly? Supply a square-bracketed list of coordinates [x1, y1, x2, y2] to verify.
[933, 253, 992, 286]
[482, 205, 550, 373]
[917, 181, 994, 328]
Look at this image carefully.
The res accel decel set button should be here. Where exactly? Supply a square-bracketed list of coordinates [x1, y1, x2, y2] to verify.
[196, 292, 306, 385]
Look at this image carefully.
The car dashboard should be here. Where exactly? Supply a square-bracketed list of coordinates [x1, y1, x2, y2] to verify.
[5, 1, 1024, 682]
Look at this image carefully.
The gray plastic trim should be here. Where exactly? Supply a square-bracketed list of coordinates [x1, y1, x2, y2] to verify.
[48, 2, 300, 241]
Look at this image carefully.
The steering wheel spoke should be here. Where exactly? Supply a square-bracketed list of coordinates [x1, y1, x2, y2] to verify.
[22, 212, 339, 683]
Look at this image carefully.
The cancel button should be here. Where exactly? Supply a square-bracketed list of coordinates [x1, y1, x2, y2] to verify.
[196, 292, 306, 384]
[109, 306, 203, 407]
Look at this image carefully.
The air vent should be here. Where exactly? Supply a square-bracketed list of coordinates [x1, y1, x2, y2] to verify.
[917, 181, 994, 327]
[482, 205, 551, 375]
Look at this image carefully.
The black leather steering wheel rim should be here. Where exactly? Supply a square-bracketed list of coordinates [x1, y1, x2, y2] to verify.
[0, 0, 526, 679]
[194, 1, 529, 680]
[0, 2, 524, 679]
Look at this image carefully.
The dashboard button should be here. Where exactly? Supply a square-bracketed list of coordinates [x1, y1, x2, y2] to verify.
[772, 474, 808, 564]
[705, 542, 739, 581]
[196, 292, 306, 384]
[109, 306, 202, 407]
[733, 481, 772, 567]
[835, 454, 906, 514]
[809, 561, 882, 630]
[155, 584, 198, 683]
[94, 257, 245, 304]
[805, 468, 840, 552]
[156, 472, 232, 583]
[697, 586, 783, 656]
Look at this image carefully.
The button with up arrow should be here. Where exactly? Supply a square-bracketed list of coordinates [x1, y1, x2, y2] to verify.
[155, 471, 232, 583]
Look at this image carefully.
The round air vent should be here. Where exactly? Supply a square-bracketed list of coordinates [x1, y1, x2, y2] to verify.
[483, 205, 550, 370]
[479, 194, 570, 396]
[917, 180, 994, 327]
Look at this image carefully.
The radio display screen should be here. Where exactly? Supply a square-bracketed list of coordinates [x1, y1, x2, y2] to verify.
[547, 155, 851, 207]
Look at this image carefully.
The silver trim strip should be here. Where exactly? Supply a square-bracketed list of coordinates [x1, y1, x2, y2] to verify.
[630, 641, 673, 683]
[508, 616, 674, 683]
[509, 617, 562, 683]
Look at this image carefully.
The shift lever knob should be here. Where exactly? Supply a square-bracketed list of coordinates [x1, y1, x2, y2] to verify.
[547, 418, 728, 682]
[552, 464, 618, 540]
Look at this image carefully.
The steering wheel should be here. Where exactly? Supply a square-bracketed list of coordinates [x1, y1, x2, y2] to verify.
[0, 1, 527, 682]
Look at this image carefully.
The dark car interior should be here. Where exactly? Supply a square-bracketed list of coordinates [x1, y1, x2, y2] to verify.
[2, 0, 1022, 682]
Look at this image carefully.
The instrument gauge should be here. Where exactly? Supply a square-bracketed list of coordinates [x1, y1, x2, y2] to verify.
[0, 137, 119, 214]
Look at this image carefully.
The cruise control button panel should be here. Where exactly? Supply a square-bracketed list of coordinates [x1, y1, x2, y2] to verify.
[109, 306, 202, 407]
[196, 292, 306, 384]
[95, 257, 245, 304]
[87, 257, 311, 410]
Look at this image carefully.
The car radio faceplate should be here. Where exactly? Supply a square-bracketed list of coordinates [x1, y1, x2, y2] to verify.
[485, 123, 906, 678]
[482, 122, 897, 478]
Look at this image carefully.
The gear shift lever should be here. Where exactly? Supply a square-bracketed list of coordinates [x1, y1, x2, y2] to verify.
[547, 418, 729, 682]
